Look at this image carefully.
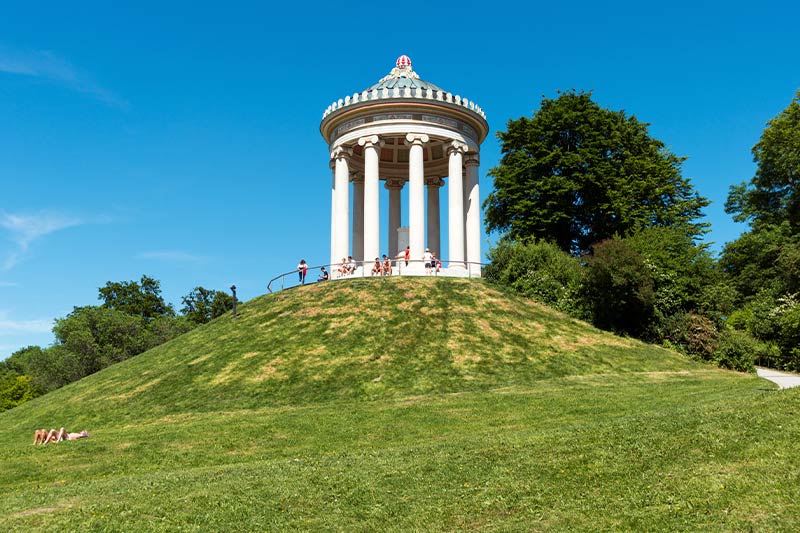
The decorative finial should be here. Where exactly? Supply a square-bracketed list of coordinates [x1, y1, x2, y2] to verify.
[379, 54, 420, 83]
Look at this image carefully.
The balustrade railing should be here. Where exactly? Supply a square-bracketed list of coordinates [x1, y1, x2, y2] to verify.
[266, 259, 486, 293]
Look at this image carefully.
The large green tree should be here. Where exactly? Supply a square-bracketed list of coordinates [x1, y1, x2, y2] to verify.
[484, 91, 709, 254]
[720, 90, 800, 370]
[181, 286, 234, 324]
[98, 275, 174, 319]
[726, 90, 800, 232]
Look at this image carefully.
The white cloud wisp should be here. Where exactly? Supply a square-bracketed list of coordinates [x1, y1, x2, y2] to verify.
[0, 210, 86, 270]
[0, 46, 128, 108]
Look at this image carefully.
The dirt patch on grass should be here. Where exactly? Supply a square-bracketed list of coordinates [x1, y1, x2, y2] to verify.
[112, 377, 164, 399]
[472, 318, 503, 340]
[242, 351, 260, 359]
[188, 353, 213, 366]
[550, 333, 633, 352]
[452, 353, 482, 364]
[324, 315, 356, 334]
[396, 300, 416, 312]
[252, 356, 287, 382]
[10, 501, 75, 518]
[303, 306, 342, 318]
[211, 360, 244, 385]
[307, 345, 327, 356]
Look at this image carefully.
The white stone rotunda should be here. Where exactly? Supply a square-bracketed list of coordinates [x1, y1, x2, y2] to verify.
[320, 55, 489, 277]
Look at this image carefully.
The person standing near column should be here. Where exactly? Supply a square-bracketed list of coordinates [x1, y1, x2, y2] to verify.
[297, 259, 308, 285]
[423, 248, 434, 275]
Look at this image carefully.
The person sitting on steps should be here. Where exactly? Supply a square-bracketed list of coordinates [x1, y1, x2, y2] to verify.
[371, 257, 382, 276]
[337, 257, 349, 276]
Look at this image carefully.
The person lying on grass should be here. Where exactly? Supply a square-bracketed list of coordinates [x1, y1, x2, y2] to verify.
[33, 428, 89, 445]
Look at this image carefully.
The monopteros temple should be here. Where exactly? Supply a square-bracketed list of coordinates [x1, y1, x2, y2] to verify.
[320, 55, 488, 277]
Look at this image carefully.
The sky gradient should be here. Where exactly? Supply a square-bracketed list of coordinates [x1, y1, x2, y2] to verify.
[1, 1, 799, 358]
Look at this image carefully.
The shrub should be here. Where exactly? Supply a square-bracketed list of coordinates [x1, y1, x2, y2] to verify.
[714, 329, 759, 373]
[660, 312, 719, 359]
[0, 374, 35, 411]
[582, 239, 655, 336]
[485, 240, 585, 316]
[773, 295, 800, 371]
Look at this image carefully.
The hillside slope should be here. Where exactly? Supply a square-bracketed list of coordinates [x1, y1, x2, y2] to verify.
[3, 277, 699, 429]
[5, 277, 796, 532]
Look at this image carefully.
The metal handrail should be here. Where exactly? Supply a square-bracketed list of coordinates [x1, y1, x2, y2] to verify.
[266, 258, 487, 293]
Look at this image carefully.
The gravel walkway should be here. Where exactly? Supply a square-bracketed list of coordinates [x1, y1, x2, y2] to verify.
[756, 367, 800, 389]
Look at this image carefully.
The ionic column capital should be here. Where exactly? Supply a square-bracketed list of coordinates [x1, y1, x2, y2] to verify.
[465, 153, 480, 167]
[384, 177, 405, 191]
[405, 133, 430, 146]
[330, 145, 353, 161]
[447, 141, 469, 155]
[350, 171, 364, 184]
[424, 176, 445, 188]
[358, 135, 384, 148]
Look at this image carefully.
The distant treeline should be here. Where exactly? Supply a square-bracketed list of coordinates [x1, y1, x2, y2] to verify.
[0, 276, 233, 412]
[483, 90, 800, 373]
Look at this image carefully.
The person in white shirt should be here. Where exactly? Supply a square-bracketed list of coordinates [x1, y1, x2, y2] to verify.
[423, 248, 434, 275]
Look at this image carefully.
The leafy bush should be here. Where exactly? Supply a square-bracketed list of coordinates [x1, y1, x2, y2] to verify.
[625, 226, 717, 317]
[659, 312, 719, 359]
[726, 307, 753, 331]
[485, 240, 585, 316]
[773, 295, 800, 371]
[582, 239, 655, 336]
[0, 374, 35, 411]
[714, 329, 761, 373]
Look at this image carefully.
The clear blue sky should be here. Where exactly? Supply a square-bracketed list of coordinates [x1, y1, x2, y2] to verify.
[1, 1, 798, 358]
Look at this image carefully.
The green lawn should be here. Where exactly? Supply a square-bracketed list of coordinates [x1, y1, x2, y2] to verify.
[2, 279, 798, 531]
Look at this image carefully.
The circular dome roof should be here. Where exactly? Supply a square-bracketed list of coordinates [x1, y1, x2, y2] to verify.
[365, 55, 445, 93]
[321, 55, 488, 145]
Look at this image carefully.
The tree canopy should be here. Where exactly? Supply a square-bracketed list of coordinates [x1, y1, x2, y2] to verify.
[484, 91, 709, 254]
[726, 90, 800, 232]
[98, 275, 174, 319]
[181, 286, 234, 324]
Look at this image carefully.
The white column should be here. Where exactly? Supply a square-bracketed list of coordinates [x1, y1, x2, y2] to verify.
[406, 133, 428, 266]
[448, 141, 467, 269]
[359, 135, 381, 263]
[332, 146, 351, 268]
[329, 161, 336, 268]
[462, 164, 469, 260]
[385, 178, 404, 257]
[426, 177, 443, 257]
[352, 173, 364, 262]
[465, 154, 481, 276]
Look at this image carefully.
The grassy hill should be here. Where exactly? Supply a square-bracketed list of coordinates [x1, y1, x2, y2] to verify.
[2, 278, 799, 531]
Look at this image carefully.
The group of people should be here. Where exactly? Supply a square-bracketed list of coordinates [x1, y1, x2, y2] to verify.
[296, 246, 442, 284]
[33, 427, 89, 445]
[421, 248, 442, 275]
[336, 256, 358, 276]
[370, 255, 394, 276]
[297, 259, 329, 283]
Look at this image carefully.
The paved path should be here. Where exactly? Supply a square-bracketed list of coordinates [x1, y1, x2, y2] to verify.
[756, 367, 800, 389]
